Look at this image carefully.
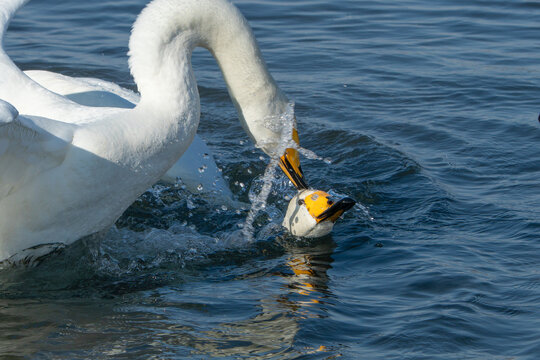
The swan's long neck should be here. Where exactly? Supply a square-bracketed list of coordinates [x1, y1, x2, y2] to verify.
[129, 0, 289, 152]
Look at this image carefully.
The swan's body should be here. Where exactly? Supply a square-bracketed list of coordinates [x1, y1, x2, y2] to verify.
[24, 70, 234, 201]
[0, 0, 294, 261]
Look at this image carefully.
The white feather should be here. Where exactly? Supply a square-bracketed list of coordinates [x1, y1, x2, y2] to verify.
[24, 70, 235, 202]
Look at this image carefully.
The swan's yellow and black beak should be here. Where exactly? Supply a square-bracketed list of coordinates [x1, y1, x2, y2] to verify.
[279, 129, 308, 190]
[315, 197, 356, 223]
[279, 130, 355, 225]
[303, 190, 356, 223]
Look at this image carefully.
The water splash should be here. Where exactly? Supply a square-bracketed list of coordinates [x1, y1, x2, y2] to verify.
[242, 158, 280, 241]
[327, 189, 374, 221]
[297, 147, 332, 165]
[241, 103, 297, 241]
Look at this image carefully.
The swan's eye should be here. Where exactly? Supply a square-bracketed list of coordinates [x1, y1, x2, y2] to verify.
[298, 199, 305, 206]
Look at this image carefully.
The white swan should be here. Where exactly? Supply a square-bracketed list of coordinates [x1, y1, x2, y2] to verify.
[0, 0, 309, 261]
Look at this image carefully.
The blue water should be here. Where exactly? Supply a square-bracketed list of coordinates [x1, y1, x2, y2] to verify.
[2, 0, 540, 358]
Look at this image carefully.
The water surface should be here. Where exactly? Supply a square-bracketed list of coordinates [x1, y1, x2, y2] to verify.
[1, 0, 540, 358]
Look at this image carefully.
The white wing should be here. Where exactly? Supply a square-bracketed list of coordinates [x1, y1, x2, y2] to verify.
[24, 70, 140, 108]
[25, 70, 236, 204]
[0, 99, 74, 199]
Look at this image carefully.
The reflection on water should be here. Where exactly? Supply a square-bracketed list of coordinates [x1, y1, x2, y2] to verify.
[184, 238, 337, 358]
[0, 229, 340, 358]
[281, 244, 334, 318]
[191, 297, 299, 358]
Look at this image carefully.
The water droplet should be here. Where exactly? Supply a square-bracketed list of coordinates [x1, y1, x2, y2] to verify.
[197, 184, 203, 191]
[239, 182, 245, 188]
[239, 140, 245, 145]
[221, 205, 228, 211]
[203, 153, 209, 159]
[247, 168, 253, 174]
[259, 156, 265, 161]
[198, 165, 207, 173]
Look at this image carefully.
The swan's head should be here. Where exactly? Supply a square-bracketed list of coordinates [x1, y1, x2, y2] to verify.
[283, 189, 356, 238]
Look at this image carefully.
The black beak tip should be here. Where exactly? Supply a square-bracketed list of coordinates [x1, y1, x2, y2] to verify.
[316, 196, 356, 222]
[340, 197, 356, 212]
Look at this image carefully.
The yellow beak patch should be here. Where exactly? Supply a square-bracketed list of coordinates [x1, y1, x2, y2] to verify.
[279, 128, 308, 189]
[303, 190, 334, 223]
